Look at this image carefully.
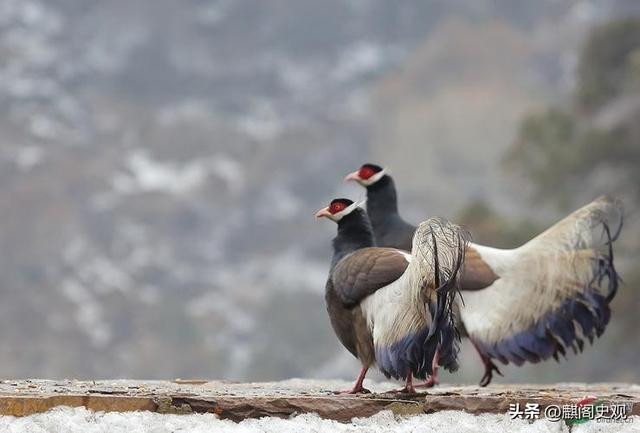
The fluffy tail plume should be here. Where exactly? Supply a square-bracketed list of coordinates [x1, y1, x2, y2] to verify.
[463, 195, 624, 366]
[409, 217, 469, 377]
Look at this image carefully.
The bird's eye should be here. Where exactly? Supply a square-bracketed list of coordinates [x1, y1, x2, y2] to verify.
[329, 202, 347, 214]
[359, 167, 375, 180]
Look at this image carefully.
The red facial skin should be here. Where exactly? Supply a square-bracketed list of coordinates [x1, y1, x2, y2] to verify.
[358, 166, 376, 180]
[329, 201, 348, 214]
[315, 200, 350, 219]
[345, 165, 381, 183]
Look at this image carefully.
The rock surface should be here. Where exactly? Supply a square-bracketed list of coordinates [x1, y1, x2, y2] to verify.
[0, 379, 637, 422]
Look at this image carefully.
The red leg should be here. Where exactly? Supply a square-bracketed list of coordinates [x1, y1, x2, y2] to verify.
[403, 374, 416, 394]
[391, 374, 416, 394]
[334, 367, 371, 394]
[416, 345, 440, 388]
[470, 339, 503, 387]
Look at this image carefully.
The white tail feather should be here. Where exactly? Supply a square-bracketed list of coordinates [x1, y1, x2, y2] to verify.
[460, 195, 623, 359]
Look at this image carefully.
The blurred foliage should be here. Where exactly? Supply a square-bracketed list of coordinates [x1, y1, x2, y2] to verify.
[505, 18, 640, 207]
[577, 18, 640, 113]
[456, 199, 539, 248]
[503, 108, 627, 207]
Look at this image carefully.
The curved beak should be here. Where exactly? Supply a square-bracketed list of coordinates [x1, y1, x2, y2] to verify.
[344, 171, 361, 182]
[315, 206, 332, 219]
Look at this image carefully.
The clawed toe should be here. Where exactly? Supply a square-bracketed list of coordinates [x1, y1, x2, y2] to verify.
[479, 360, 502, 387]
[415, 376, 438, 388]
[389, 388, 415, 394]
[389, 385, 417, 394]
[479, 373, 491, 388]
[334, 387, 371, 395]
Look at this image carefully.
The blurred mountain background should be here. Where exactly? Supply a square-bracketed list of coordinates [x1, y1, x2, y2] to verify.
[0, 0, 638, 384]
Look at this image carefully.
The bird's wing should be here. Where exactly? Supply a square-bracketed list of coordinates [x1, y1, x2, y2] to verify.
[460, 245, 499, 290]
[360, 218, 469, 380]
[459, 195, 623, 366]
[331, 247, 409, 308]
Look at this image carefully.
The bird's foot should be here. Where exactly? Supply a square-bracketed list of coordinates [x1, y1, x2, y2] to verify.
[389, 384, 417, 394]
[390, 376, 417, 394]
[415, 374, 438, 388]
[390, 385, 416, 394]
[479, 359, 503, 387]
[470, 339, 503, 387]
[334, 366, 371, 394]
[334, 386, 371, 395]
[415, 347, 440, 389]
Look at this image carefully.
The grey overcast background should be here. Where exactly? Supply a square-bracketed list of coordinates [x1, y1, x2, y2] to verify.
[0, 0, 638, 384]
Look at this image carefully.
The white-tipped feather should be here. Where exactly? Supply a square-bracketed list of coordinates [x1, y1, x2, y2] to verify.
[460, 195, 623, 348]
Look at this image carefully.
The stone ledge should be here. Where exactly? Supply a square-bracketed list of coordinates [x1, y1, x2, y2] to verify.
[0, 379, 637, 422]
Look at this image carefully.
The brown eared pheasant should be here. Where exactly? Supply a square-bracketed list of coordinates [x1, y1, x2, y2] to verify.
[345, 163, 623, 387]
[316, 198, 468, 393]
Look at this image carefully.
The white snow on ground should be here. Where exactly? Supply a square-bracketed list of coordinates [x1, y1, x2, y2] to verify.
[0, 407, 637, 433]
[111, 150, 245, 196]
[113, 150, 209, 195]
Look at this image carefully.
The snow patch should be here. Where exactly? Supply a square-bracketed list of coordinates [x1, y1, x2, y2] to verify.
[114, 150, 209, 195]
[60, 278, 112, 348]
[236, 100, 284, 141]
[112, 150, 244, 196]
[208, 155, 245, 193]
[255, 183, 302, 221]
[6, 145, 44, 170]
[332, 42, 385, 82]
[0, 406, 604, 432]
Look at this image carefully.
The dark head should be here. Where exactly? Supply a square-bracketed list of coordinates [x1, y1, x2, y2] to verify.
[316, 198, 374, 262]
[345, 163, 399, 220]
[315, 198, 362, 223]
[344, 163, 387, 188]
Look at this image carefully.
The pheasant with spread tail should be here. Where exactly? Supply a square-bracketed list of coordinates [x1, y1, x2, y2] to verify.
[346, 163, 623, 386]
[316, 198, 468, 393]
[460, 194, 622, 370]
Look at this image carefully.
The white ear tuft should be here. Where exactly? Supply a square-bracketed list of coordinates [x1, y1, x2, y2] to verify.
[333, 201, 359, 220]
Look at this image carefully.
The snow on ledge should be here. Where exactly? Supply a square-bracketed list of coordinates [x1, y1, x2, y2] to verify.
[0, 406, 636, 433]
